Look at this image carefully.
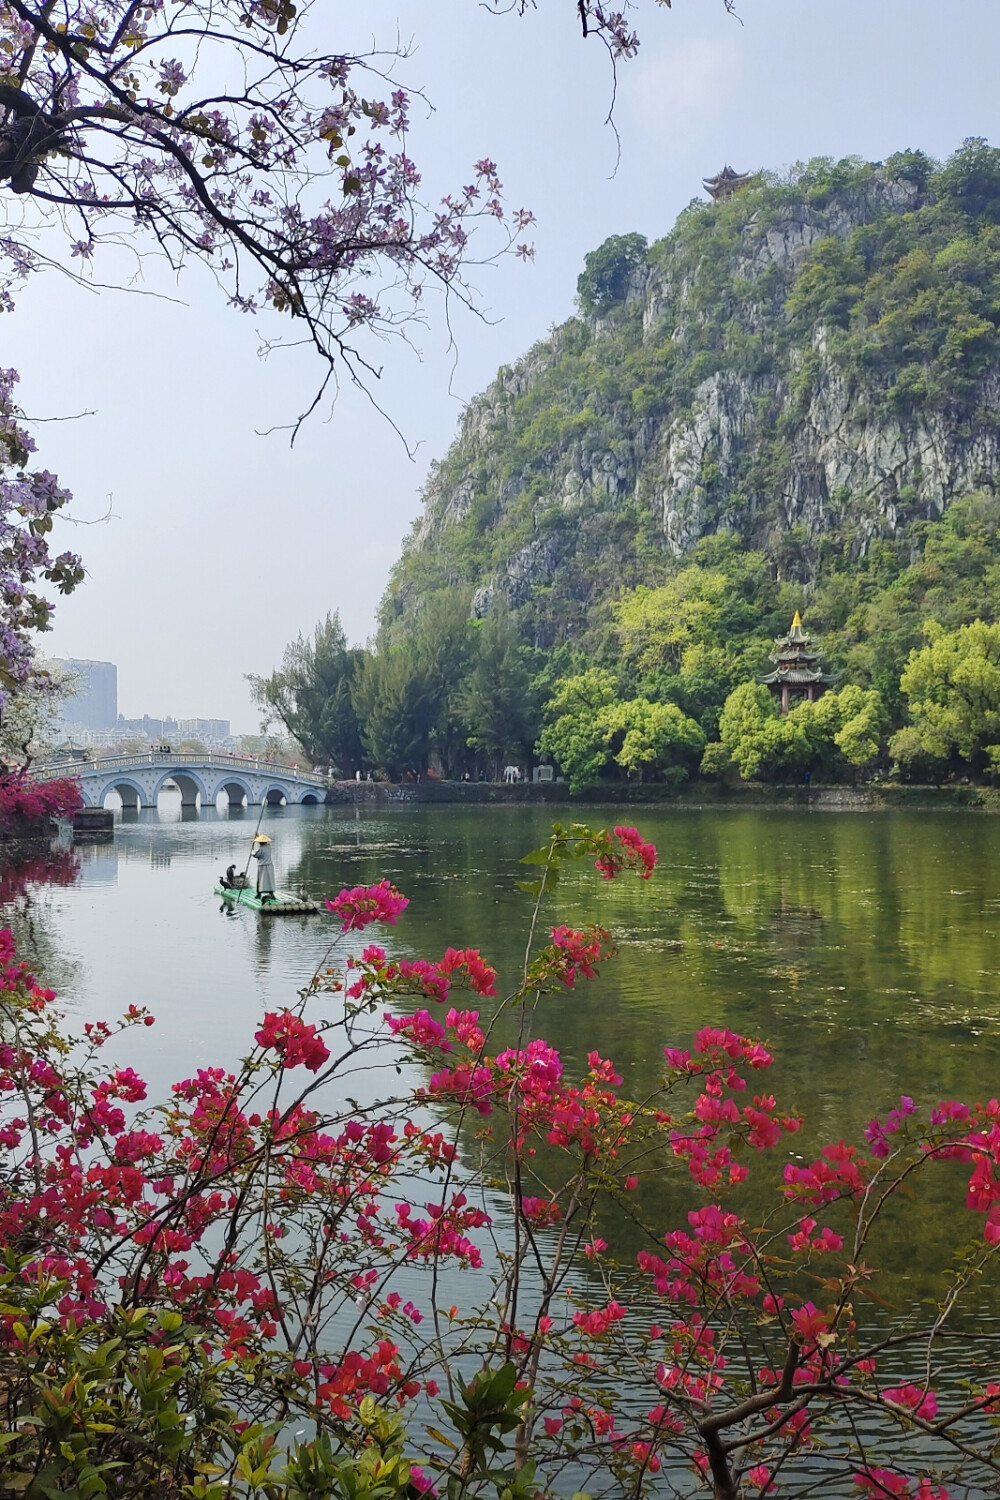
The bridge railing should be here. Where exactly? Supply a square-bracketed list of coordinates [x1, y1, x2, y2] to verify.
[33, 752, 329, 785]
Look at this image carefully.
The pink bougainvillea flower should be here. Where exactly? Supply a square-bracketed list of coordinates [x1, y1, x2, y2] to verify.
[326, 880, 409, 931]
[790, 1301, 828, 1342]
[883, 1384, 939, 1421]
[747, 1466, 776, 1493]
[254, 1011, 330, 1072]
[594, 824, 658, 880]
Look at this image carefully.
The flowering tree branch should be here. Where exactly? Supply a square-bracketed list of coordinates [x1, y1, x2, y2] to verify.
[0, 0, 544, 418]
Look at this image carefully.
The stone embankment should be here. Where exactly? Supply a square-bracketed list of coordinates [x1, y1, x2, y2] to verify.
[325, 781, 999, 811]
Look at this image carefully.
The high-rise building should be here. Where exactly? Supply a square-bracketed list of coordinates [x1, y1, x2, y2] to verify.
[52, 659, 118, 729]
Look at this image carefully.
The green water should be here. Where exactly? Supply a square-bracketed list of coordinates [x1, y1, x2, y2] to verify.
[15, 801, 1000, 1289]
[294, 804, 1000, 1129]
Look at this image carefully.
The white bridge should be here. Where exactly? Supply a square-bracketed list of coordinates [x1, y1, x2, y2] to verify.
[36, 752, 330, 811]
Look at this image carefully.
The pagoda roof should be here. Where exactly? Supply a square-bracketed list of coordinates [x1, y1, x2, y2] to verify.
[773, 648, 821, 666]
[759, 667, 835, 686]
[703, 165, 753, 201]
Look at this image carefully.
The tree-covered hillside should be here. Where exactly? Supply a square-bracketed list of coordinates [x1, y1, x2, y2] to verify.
[385, 141, 1000, 649]
[255, 142, 1000, 788]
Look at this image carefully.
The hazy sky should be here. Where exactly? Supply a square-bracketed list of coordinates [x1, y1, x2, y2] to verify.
[14, 0, 1000, 730]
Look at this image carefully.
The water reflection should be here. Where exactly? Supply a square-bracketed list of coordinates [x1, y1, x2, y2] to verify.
[3, 800, 1000, 1297]
[8, 803, 1000, 1105]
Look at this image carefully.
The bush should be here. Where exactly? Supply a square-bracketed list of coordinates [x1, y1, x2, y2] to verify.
[0, 772, 82, 828]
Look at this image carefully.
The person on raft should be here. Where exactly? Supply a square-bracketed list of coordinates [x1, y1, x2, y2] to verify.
[251, 834, 276, 903]
[220, 864, 249, 891]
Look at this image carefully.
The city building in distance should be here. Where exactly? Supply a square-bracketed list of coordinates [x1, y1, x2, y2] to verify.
[177, 719, 230, 741]
[47, 659, 233, 749]
[115, 715, 231, 744]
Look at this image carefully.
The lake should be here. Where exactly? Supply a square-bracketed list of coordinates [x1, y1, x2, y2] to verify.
[9, 798, 1000, 1286]
[21, 799, 1000, 1102]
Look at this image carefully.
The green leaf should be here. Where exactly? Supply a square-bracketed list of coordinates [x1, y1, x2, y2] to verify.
[487, 1362, 518, 1404]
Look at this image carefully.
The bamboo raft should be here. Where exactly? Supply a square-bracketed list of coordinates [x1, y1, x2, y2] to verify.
[214, 883, 322, 915]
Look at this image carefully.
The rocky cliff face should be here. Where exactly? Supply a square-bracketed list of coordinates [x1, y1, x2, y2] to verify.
[386, 150, 1000, 643]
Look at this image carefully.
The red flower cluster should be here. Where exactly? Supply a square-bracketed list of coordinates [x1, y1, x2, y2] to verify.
[855, 1473, 948, 1500]
[783, 1141, 867, 1205]
[0, 773, 82, 828]
[254, 1010, 330, 1072]
[436, 947, 497, 996]
[594, 825, 658, 880]
[315, 1340, 410, 1420]
[573, 1300, 628, 1337]
[546, 925, 612, 987]
[326, 880, 409, 931]
[394, 1192, 489, 1268]
[883, 1384, 939, 1421]
[346, 944, 495, 1005]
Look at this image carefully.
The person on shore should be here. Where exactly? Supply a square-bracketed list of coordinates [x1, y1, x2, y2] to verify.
[251, 834, 276, 904]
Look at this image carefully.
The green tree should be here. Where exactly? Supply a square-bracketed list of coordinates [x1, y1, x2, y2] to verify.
[537, 670, 703, 790]
[351, 646, 436, 778]
[717, 683, 812, 781]
[888, 724, 948, 782]
[536, 669, 620, 791]
[894, 619, 1000, 770]
[353, 593, 474, 777]
[576, 232, 648, 315]
[603, 697, 705, 782]
[828, 685, 888, 770]
[612, 568, 732, 675]
[717, 683, 888, 782]
[460, 602, 541, 775]
[610, 551, 779, 735]
[935, 136, 1000, 221]
[248, 613, 364, 775]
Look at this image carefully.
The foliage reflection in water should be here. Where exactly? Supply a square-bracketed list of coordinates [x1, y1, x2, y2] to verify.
[8, 801, 1000, 1298]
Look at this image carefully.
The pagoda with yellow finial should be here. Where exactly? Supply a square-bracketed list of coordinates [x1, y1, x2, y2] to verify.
[759, 612, 835, 713]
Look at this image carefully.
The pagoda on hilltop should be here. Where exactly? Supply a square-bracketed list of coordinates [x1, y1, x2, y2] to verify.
[759, 612, 836, 713]
[703, 165, 753, 202]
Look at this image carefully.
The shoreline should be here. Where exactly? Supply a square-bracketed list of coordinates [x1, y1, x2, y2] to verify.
[323, 781, 1000, 812]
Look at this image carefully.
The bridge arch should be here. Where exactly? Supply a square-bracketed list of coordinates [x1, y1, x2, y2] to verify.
[153, 768, 210, 808]
[264, 786, 287, 806]
[219, 778, 253, 808]
[99, 777, 149, 811]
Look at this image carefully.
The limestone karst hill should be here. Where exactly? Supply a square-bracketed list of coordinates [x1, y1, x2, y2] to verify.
[383, 143, 1000, 648]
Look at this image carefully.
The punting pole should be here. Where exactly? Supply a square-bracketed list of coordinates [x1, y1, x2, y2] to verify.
[233, 795, 268, 908]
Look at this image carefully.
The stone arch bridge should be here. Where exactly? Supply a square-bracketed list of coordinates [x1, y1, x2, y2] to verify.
[36, 752, 330, 811]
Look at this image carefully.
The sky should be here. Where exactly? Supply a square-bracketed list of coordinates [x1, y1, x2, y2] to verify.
[11, 0, 1000, 731]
